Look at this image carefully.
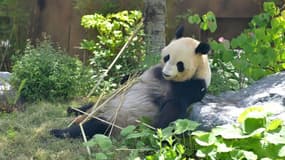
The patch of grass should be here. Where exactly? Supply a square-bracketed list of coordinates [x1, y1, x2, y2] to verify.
[0, 102, 90, 160]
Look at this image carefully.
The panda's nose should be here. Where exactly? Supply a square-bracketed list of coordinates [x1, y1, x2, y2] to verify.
[163, 73, 171, 77]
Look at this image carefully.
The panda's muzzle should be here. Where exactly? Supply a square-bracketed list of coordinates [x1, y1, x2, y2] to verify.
[163, 73, 171, 78]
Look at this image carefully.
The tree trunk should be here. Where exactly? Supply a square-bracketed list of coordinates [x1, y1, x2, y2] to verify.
[144, 0, 166, 55]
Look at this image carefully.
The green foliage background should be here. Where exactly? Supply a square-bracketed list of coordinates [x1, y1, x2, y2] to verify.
[80, 10, 146, 95]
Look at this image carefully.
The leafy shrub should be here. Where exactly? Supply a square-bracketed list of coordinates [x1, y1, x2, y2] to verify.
[10, 39, 94, 101]
[210, 2, 285, 81]
[209, 41, 252, 94]
[80, 10, 145, 95]
[187, 2, 285, 94]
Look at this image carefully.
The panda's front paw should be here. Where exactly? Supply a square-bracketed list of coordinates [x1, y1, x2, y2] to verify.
[50, 129, 69, 139]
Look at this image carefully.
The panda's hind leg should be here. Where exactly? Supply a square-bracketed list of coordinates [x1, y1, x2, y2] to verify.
[50, 118, 110, 139]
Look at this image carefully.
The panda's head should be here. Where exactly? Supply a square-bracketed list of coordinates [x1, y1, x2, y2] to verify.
[161, 27, 211, 87]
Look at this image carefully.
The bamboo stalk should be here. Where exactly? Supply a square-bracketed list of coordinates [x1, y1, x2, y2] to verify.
[72, 107, 123, 130]
[135, 120, 156, 130]
[79, 123, 91, 155]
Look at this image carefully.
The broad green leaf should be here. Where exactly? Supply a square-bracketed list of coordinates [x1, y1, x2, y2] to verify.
[188, 14, 201, 24]
[263, 2, 279, 16]
[261, 158, 273, 160]
[120, 125, 136, 137]
[162, 126, 175, 139]
[278, 146, 285, 157]
[212, 125, 244, 139]
[206, 12, 217, 32]
[126, 132, 151, 140]
[267, 119, 283, 131]
[95, 153, 108, 160]
[216, 143, 233, 153]
[173, 119, 200, 134]
[230, 150, 258, 160]
[282, 63, 285, 69]
[264, 133, 285, 145]
[200, 22, 208, 31]
[242, 150, 258, 160]
[86, 134, 113, 151]
[196, 149, 206, 158]
[196, 146, 216, 158]
[243, 112, 267, 134]
[192, 131, 217, 146]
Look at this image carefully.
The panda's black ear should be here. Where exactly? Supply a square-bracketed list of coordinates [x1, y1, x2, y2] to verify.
[195, 42, 210, 54]
[175, 25, 184, 39]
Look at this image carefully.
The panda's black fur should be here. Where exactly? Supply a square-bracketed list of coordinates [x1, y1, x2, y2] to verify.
[50, 26, 211, 139]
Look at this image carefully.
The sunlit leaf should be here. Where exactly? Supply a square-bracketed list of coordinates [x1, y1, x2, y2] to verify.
[267, 119, 283, 131]
[120, 125, 136, 137]
[95, 153, 108, 160]
[89, 134, 113, 151]
[264, 133, 285, 145]
[278, 146, 285, 157]
[237, 106, 265, 123]
[173, 119, 200, 134]
[193, 131, 217, 146]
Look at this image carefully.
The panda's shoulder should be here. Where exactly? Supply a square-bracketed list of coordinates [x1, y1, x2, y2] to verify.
[140, 64, 164, 81]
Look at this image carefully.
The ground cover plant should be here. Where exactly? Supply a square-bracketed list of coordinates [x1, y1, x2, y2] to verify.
[81, 106, 285, 160]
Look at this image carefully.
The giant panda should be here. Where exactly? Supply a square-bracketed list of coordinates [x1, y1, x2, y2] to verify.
[50, 27, 211, 139]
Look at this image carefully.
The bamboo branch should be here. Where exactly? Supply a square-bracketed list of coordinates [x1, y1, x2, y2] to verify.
[79, 123, 91, 155]
[72, 107, 123, 130]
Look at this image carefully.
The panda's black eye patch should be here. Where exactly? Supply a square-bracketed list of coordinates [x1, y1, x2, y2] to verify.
[177, 61, 184, 72]
[163, 54, 170, 63]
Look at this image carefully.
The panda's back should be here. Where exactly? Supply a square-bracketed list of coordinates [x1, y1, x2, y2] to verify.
[98, 65, 168, 128]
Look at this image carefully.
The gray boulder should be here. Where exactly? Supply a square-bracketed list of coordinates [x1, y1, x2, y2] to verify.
[0, 72, 11, 93]
[190, 72, 285, 131]
[0, 72, 12, 102]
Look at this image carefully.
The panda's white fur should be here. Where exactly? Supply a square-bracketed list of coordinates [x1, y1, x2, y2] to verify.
[51, 35, 211, 139]
[161, 37, 211, 86]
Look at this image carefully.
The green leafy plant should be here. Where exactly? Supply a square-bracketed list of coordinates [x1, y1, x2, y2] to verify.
[80, 10, 145, 95]
[145, 119, 200, 160]
[230, 2, 285, 80]
[85, 134, 114, 160]
[192, 106, 285, 160]
[208, 40, 252, 94]
[211, 2, 285, 81]
[85, 106, 285, 159]
[10, 38, 94, 102]
[188, 11, 217, 33]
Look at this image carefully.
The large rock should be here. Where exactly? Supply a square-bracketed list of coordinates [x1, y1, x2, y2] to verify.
[190, 72, 285, 131]
[0, 72, 14, 104]
[0, 72, 11, 94]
